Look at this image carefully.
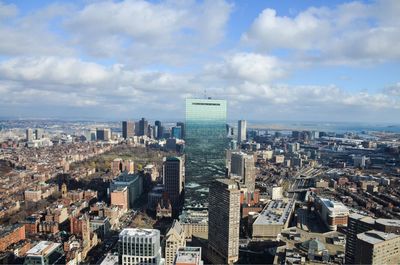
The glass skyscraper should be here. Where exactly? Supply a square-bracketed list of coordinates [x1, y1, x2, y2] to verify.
[184, 98, 228, 208]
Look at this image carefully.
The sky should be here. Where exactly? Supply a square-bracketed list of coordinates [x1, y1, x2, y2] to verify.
[0, 0, 399, 122]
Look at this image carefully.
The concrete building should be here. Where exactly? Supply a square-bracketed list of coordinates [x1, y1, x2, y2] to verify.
[345, 213, 400, 264]
[355, 230, 400, 265]
[111, 187, 129, 212]
[174, 247, 203, 265]
[179, 210, 208, 241]
[90, 216, 111, 239]
[208, 179, 240, 265]
[165, 220, 186, 265]
[268, 186, 283, 200]
[163, 156, 185, 213]
[122, 121, 135, 139]
[315, 197, 349, 231]
[274, 155, 285, 164]
[110, 173, 143, 208]
[24, 189, 42, 202]
[24, 241, 64, 265]
[230, 152, 255, 193]
[237, 120, 247, 143]
[252, 199, 295, 240]
[118, 228, 164, 265]
[26, 128, 34, 141]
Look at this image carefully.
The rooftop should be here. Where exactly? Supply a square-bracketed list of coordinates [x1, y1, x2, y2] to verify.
[319, 197, 349, 214]
[100, 253, 118, 265]
[357, 230, 399, 245]
[119, 228, 160, 238]
[175, 247, 202, 265]
[253, 199, 295, 226]
[26, 241, 61, 256]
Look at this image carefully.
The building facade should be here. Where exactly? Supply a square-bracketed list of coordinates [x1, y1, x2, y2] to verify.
[185, 98, 227, 207]
[208, 179, 240, 265]
[163, 156, 185, 213]
[165, 221, 186, 265]
[118, 228, 163, 265]
[122, 121, 135, 139]
[237, 120, 246, 143]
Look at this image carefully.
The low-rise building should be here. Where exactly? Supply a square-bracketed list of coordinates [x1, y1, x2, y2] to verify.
[174, 247, 203, 265]
[315, 197, 349, 231]
[252, 199, 295, 241]
[24, 241, 64, 265]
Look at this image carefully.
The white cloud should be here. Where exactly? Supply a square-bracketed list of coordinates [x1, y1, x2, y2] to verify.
[242, 0, 400, 65]
[205, 52, 286, 83]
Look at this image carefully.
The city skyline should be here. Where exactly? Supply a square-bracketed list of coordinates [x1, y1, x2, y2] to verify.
[0, 0, 399, 122]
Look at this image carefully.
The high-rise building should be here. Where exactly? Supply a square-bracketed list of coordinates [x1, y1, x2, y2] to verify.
[165, 220, 186, 265]
[26, 128, 34, 141]
[35, 129, 44, 140]
[174, 247, 203, 265]
[155, 121, 163, 139]
[122, 121, 135, 139]
[171, 127, 182, 139]
[237, 120, 247, 143]
[163, 157, 185, 213]
[345, 213, 400, 264]
[139, 118, 149, 136]
[185, 98, 227, 207]
[208, 179, 240, 265]
[176, 122, 185, 139]
[230, 152, 255, 192]
[118, 228, 163, 265]
[355, 230, 400, 265]
[96, 128, 111, 141]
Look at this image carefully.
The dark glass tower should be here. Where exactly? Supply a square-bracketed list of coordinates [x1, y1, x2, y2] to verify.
[184, 98, 228, 208]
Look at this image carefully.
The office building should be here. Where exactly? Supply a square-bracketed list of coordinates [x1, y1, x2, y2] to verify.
[230, 152, 255, 192]
[208, 179, 240, 265]
[237, 120, 247, 143]
[171, 127, 182, 139]
[118, 228, 163, 265]
[252, 199, 295, 240]
[23, 241, 64, 265]
[345, 213, 400, 264]
[26, 128, 34, 141]
[35, 129, 44, 140]
[163, 156, 185, 213]
[174, 247, 203, 265]
[165, 221, 186, 265]
[138, 118, 149, 136]
[179, 210, 208, 241]
[122, 121, 135, 139]
[155, 121, 163, 139]
[176, 122, 185, 139]
[96, 128, 111, 141]
[315, 197, 349, 230]
[110, 173, 143, 208]
[355, 230, 400, 265]
[111, 187, 129, 211]
[185, 98, 227, 207]
[90, 216, 111, 239]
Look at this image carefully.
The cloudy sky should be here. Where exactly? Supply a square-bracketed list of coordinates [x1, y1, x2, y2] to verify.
[0, 0, 399, 122]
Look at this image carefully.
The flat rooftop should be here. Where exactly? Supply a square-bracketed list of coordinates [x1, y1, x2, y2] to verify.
[119, 228, 159, 238]
[175, 247, 202, 264]
[357, 230, 399, 245]
[26, 241, 61, 256]
[253, 199, 295, 226]
[319, 197, 349, 214]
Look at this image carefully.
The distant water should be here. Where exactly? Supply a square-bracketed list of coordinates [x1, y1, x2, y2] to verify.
[244, 121, 400, 133]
